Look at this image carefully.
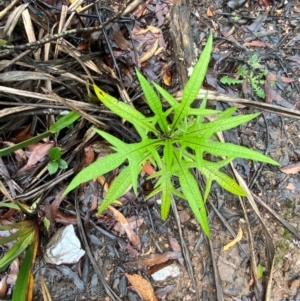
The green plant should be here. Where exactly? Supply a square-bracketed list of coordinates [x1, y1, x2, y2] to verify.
[0, 202, 39, 301]
[0, 111, 80, 157]
[47, 147, 68, 175]
[220, 53, 268, 98]
[64, 32, 279, 237]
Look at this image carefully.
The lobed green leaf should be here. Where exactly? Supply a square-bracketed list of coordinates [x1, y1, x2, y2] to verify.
[153, 82, 178, 108]
[64, 138, 162, 195]
[64, 152, 127, 195]
[97, 166, 132, 214]
[186, 112, 261, 138]
[220, 76, 243, 85]
[174, 156, 210, 237]
[136, 69, 169, 133]
[200, 159, 246, 200]
[198, 141, 279, 165]
[172, 31, 213, 129]
[94, 85, 159, 136]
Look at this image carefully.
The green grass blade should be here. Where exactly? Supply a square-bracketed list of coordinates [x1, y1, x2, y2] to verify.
[94, 85, 159, 135]
[0, 202, 21, 210]
[0, 227, 33, 245]
[0, 112, 79, 157]
[0, 233, 34, 272]
[0, 220, 35, 231]
[172, 31, 213, 129]
[12, 238, 37, 301]
[0, 131, 51, 157]
[136, 69, 168, 133]
[49, 111, 80, 133]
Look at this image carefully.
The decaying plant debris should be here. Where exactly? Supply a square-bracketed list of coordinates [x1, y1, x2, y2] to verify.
[0, 0, 300, 300]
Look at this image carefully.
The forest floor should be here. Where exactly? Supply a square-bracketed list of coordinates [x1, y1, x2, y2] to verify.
[0, 0, 300, 300]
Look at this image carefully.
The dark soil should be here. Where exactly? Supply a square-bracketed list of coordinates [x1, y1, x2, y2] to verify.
[0, 0, 300, 301]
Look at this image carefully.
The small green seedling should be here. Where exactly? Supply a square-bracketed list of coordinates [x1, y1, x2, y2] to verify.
[47, 147, 68, 175]
[64, 33, 279, 237]
[220, 53, 268, 98]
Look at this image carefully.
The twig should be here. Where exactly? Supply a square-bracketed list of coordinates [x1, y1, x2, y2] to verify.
[0, 0, 131, 55]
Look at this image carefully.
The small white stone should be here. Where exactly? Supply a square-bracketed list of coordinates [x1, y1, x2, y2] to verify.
[151, 263, 180, 281]
[45, 225, 85, 265]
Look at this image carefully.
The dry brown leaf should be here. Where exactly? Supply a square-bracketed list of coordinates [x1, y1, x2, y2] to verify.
[84, 145, 95, 166]
[207, 7, 214, 17]
[127, 251, 182, 269]
[7, 259, 19, 286]
[280, 162, 300, 174]
[18, 142, 54, 173]
[267, 72, 295, 83]
[242, 40, 267, 47]
[9, 124, 31, 143]
[126, 243, 140, 257]
[286, 182, 295, 192]
[27, 272, 34, 301]
[223, 226, 243, 251]
[162, 69, 172, 86]
[112, 24, 133, 51]
[3, 4, 29, 38]
[265, 73, 286, 104]
[0, 276, 7, 298]
[114, 216, 144, 234]
[108, 206, 140, 248]
[125, 273, 158, 301]
[139, 39, 159, 63]
[168, 236, 184, 265]
[142, 161, 156, 175]
[0, 0, 19, 21]
[97, 175, 109, 193]
[135, 26, 161, 35]
[55, 210, 77, 225]
[286, 56, 300, 64]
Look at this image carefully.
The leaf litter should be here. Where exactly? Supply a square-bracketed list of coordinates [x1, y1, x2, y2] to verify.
[0, 0, 300, 300]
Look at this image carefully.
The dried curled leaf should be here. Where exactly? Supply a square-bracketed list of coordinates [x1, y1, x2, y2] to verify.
[223, 226, 243, 251]
[125, 273, 158, 301]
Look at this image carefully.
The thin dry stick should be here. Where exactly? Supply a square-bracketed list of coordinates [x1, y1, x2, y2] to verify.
[171, 197, 200, 301]
[0, 0, 131, 53]
[74, 190, 122, 301]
